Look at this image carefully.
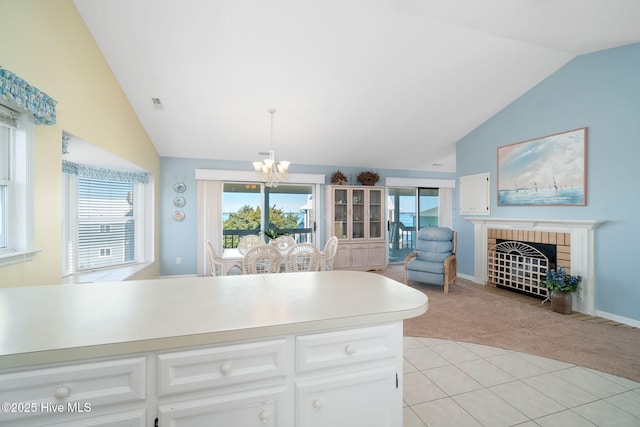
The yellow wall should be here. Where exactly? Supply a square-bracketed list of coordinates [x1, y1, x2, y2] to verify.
[0, 0, 160, 286]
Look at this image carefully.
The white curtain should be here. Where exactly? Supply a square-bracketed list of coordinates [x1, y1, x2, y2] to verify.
[197, 180, 223, 276]
[439, 187, 453, 229]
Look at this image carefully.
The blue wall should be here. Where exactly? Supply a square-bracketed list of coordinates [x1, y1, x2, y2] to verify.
[160, 157, 455, 276]
[456, 43, 640, 323]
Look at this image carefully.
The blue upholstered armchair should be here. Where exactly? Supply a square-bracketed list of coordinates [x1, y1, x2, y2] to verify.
[404, 227, 457, 294]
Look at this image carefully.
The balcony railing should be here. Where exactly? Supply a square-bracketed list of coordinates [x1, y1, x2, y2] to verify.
[222, 227, 313, 248]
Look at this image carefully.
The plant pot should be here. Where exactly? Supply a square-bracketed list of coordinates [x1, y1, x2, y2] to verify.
[550, 290, 573, 314]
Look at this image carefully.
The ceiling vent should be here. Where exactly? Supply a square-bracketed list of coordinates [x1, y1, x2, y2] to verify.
[151, 97, 163, 110]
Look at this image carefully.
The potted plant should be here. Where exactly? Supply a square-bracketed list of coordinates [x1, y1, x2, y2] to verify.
[330, 170, 347, 185]
[356, 170, 380, 186]
[261, 228, 286, 241]
[543, 268, 582, 314]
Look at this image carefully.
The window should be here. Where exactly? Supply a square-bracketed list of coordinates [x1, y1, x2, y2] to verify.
[62, 144, 153, 278]
[0, 124, 10, 249]
[0, 102, 35, 266]
[64, 173, 150, 274]
[76, 177, 135, 270]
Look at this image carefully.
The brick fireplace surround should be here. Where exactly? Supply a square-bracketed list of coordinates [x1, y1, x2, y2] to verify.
[466, 218, 603, 315]
[488, 228, 571, 271]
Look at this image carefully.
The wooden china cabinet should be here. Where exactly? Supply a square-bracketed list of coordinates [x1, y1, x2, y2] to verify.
[326, 185, 387, 271]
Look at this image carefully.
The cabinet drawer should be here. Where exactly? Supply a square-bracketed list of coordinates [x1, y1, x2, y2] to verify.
[45, 409, 146, 427]
[158, 386, 285, 427]
[157, 339, 287, 396]
[0, 357, 146, 422]
[296, 324, 398, 373]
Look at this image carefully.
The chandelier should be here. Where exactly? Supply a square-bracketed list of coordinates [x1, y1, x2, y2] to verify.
[252, 108, 290, 187]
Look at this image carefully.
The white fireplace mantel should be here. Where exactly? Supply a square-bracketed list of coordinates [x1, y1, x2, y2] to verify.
[465, 218, 604, 315]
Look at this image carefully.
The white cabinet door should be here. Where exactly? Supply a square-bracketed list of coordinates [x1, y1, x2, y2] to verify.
[349, 244, 371, 268]
[334, 245, 351, 269]
[296, 365, 398, 427]
[460, 172, 490, 215]
[158, 387, 286, 427]
[368, 242, 387, 268]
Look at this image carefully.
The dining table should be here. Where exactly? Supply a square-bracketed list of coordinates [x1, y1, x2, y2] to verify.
[220, 248, 245, 275]
[221, 245, 326, 275]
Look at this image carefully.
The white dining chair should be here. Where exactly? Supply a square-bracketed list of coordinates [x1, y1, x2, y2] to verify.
[242, 245, 282, 274]
[285, 243, 320, 272]
[206, 240, 225, 276]
[320, 236, 339, 271]
[237, 234, 265, 255]
[270, 235, 296, 252]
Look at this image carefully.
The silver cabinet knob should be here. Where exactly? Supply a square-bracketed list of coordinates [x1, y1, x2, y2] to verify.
[313, 399, 323, 410]
[259, 410, 270, 423]
[220, 362, 232, 376]
[54, 386, 70, 400]
[344, 344, 357, 355]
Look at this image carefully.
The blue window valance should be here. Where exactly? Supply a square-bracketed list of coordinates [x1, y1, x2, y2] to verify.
[63, 160, 149, 184]
[0, 66, 57, 125]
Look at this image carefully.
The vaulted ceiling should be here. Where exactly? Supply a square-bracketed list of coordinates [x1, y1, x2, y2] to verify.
[73, 0, 640, 172]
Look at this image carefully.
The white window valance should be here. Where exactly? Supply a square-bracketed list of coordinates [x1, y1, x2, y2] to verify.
[0, 67, 57, 125]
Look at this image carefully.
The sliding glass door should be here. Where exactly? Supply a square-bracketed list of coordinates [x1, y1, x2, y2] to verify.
[222, 182, 315, 248]
[387, 188, 416, 263]
[387, 187, 439, 263]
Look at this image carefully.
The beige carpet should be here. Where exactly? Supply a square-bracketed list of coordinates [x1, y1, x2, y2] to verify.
[375, 265, 640, 382]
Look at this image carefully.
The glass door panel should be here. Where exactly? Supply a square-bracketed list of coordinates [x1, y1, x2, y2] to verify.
[334, 188, 348, 239]
[352, 189, 365, 239]
[265, 184, 315, 243]
[368, 189, 382, 239]
[418, 188, 439, 228]
[222, 183, 262, 248]
[387, 187, 417, 263]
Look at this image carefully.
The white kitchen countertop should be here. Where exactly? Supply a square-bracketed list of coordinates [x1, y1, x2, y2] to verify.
[0, 271, 427, 369]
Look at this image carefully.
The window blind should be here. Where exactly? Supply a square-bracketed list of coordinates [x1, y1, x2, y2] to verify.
[0, 104, 18, 128]
[77, 177, 135, 271]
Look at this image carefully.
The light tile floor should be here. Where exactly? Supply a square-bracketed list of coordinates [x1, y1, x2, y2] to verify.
[403, 336, 640, 427]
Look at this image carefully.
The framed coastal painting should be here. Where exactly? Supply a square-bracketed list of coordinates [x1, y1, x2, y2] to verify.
[497, 128, 587, 206]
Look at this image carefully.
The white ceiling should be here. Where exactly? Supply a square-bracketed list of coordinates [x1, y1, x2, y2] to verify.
[73, 0, 640, 173]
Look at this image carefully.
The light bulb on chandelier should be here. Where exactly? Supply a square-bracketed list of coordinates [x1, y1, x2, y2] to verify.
[252, 108, 290, 187]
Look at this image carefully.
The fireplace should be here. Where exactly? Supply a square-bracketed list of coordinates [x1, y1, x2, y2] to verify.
[466, 218, 603, 315]
[488, 237, 559, 299]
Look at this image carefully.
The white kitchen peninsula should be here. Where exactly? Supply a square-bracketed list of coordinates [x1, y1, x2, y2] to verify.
[0, 271, 427, 427]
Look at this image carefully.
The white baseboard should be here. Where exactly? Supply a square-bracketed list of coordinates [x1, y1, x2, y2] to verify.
[457, 273, 480, 283]
[156, 274, 199, 279]
[595, 310, 640, 328]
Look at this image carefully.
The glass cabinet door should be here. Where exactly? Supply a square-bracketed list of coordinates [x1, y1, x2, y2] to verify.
[352, 189, 365, 239]
[368, 189, 383, 239]
[334, 188, 348, 239]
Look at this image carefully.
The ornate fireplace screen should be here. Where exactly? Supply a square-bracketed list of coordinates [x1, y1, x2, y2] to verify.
[488, 241, 549, 298]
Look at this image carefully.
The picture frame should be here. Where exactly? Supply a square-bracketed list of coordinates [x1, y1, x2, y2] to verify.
[497, 128, 587, 206]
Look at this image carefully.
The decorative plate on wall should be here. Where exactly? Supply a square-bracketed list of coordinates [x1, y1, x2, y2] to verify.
[174, 182, 186, 193]
[173, 196, 186, 208]
[173, 211, 185, 222]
